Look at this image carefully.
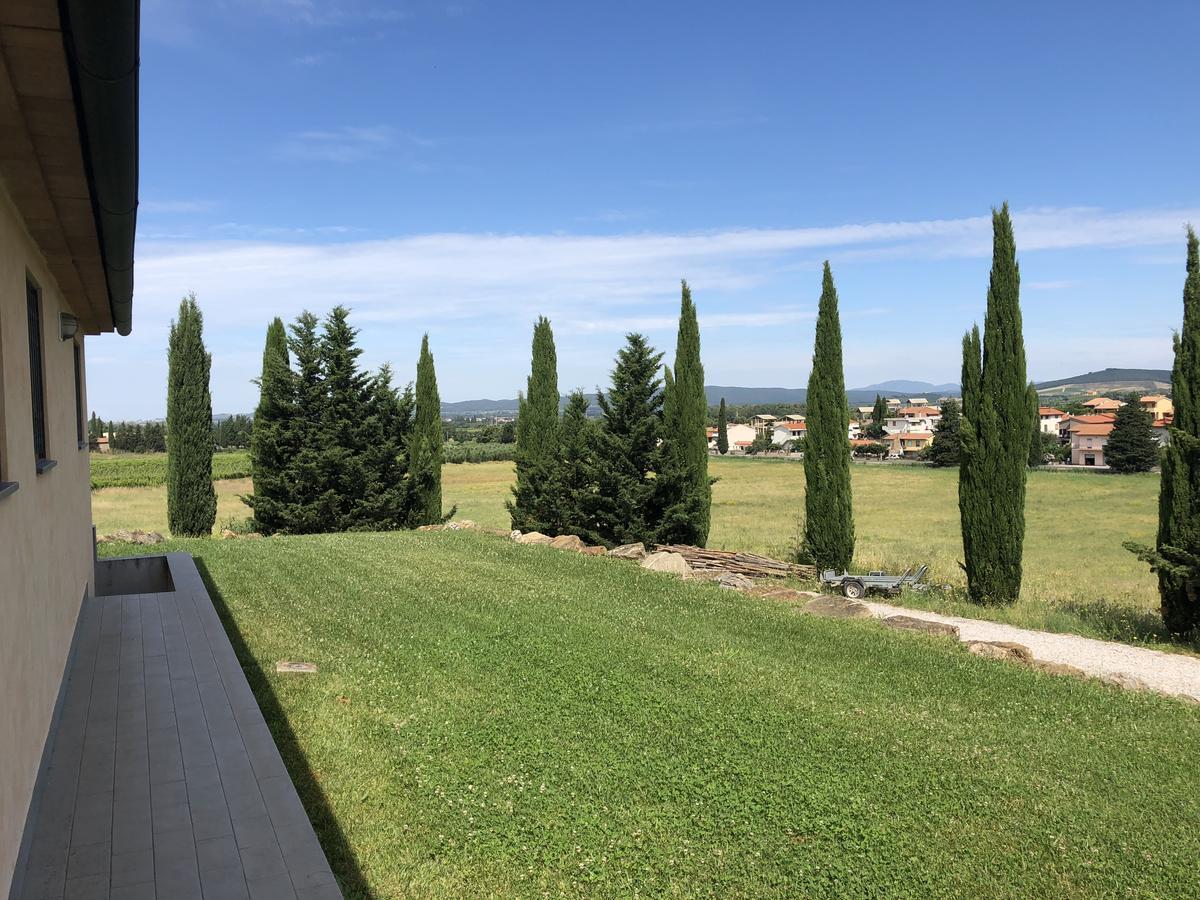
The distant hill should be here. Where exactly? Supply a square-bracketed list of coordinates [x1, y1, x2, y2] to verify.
[851, 380, 961, 397]
[1036, 367, 1171, 397]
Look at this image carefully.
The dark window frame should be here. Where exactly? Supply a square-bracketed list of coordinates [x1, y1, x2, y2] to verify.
[26, 274, 53, 472]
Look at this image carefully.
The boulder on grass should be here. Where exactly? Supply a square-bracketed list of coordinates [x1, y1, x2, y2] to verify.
[967, 641, 1033, 663]
[883, 615, 959, 639]
[717, 572, 755, 591]
[609, 542, 647, 560]
[802, 595, 871, 619]
[550, 534, 586, 552]
[1031, 659, 1087, 679]
[640, 551, 692, 576]
[582, 546, 607, 556]
[516, 532, 552, 545]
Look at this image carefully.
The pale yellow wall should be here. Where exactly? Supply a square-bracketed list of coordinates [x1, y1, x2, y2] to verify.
[0, 183, 95, 893]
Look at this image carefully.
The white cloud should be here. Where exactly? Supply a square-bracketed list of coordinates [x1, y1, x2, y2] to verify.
[141, 199, 218, 215]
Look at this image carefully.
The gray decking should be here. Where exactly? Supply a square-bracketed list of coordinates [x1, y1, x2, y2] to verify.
[12, 553, 342, 900]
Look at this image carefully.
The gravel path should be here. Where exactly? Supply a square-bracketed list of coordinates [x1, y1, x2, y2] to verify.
[860, 599, 1200, 702]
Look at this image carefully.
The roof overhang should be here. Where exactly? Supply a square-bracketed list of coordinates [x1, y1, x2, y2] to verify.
[0, 0, 138, 335]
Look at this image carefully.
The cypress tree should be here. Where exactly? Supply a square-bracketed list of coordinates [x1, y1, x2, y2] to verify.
[407, 334, 450, 526]
[281, 312, 334, 533]
[928, 398, 962, 467]
[319, 307, 376, 529]
[654, 280, 711, 546]
[166, 293, 217, 536]
[872, 394, 887, 425]
[1105, 394, 1159, 474]
[802, 262, 854, 571]
[958, 204, 1033, 604]
[1134, 227, 1200, 633]
[593, 334, 663, 546]
[246, 318, 295, 534]
[508, 317, 560, 532]
[716, 398, 729, 455]
[355, 364, 412, 528]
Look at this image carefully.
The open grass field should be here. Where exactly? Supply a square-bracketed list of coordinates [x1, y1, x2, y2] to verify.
[102, 531, 1200, 897]
[90, 449, 251, 488]
[91, 457, 1173, 647]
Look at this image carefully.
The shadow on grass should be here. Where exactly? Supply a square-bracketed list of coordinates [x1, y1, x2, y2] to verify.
[195, 557, 375, 900]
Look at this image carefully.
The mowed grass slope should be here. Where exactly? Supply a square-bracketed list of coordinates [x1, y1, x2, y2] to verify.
[91, 457, 1169, 645]
[111, 531, 1200, 898]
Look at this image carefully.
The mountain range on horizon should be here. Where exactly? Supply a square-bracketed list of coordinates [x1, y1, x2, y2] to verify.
[438, 367, 1172, 415]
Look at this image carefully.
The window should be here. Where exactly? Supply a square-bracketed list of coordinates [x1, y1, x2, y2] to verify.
[73, 341, 85, 448]
[26, 276, 50, 469]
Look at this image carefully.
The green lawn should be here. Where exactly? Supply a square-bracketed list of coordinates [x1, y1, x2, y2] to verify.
[90, 456, 1174, 647]
[90, 449, 251, 488]
[104, 531, 1200, 898]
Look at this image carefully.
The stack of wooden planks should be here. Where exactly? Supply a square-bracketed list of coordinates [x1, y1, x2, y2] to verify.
[654, 544, 816, 579]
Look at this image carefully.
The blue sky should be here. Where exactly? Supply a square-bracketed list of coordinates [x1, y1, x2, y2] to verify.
[90, 0, 1200, 418]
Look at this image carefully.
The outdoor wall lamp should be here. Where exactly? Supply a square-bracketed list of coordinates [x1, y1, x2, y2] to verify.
[59, 313, 78, 341]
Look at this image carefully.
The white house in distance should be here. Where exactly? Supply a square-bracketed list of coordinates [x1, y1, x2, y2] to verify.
[1071, 422, 1114, 466]
[772, 420, 806, 446]
[884, 405, 942, 434]
[1038, 406, 1066, 434]
[708, 423, 757, 452]
[749, 413, 777, 435]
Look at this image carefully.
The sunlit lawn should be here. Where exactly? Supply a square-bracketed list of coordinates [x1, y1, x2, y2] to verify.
[91, 457, 1173, 646]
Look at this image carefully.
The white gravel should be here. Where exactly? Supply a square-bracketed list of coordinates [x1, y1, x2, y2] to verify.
[861, 599, 1200, 702]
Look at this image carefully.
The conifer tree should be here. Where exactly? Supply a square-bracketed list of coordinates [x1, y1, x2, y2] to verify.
[407, 334, 451, 526]
[716, 398, 729, 455]
[355, 364, 412, 528]
[278, 312, 333, 533]
[1027, 386, 1046, 468]
[1104, 394, 1159, 473]
[550, 390, 601, 542]
[508, 317, 560, 532]
[654, 281, 711, 546]
[320, 307, 376, 529]
[959, 204, 1033, 604]
[246, 318, 295, 533]
[802, 263, 854, 570]
[1129, 228, 1200, 633]
[872, 393, 887, 426]
[592, 334, 663, 546]
[166, 293, 217, 536]
[927, 398, 962, 467]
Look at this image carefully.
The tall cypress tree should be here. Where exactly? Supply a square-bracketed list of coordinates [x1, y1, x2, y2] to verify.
[802, 263, 854, 570]
[872, 394, 887, 426]
[407, 334, 450, 526]
[550, 390, 601, 543]
[166, 293, 217, 536]
[246, 318, 295, 533]
[1128, 228, 1200, 633]
[716, 397, 729, 455]
[654, 281, 711, 546]
[959, 204, 1033, 604]
[1026, 384, 1044, 468]
[508, 317, 560, 532]
[593, 334, 663, 546]
[320, 307, 375, 530]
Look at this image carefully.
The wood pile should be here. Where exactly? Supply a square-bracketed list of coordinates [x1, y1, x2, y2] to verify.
[654, 544, 815, 579]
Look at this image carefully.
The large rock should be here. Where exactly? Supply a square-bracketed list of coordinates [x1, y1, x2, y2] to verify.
[609, 542, 647, 560]
[1031, 659, 1087, 679]
[445, 519, 477, 530]
[582, 546, 607, 556]
[802, 595, 871, 619]
[98, 529, 165, 545]
[1100, 671, 1152, 693]
[550, 534, 586, 552]
[516, 531, 553, 545]
[640, 551, 692, 576]
[717, 572, 755, 591]
[883, 615, 959, 638]
[967, 641, 1033, 663]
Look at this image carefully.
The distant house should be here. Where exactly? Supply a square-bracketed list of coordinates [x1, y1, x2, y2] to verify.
[723, 423, 757, 451]
[1083, 397, 1124, 413]
[1059, 413, 1115, 443]
[784, 414, 805, 423]
[885, 398, 902, 412]
[1038, 406, 1066, 434]
[1140, 395, 1174, 419]
[95, 434, 111, 453]
[884, 431, 934, 459]
[772, 421, 807, 446]
[906, 397, 929, 406]
[749, 414, 777, 435]
[855, 405, 875, 421]
[1071, 422, 1114, 466]
[884, 406, 942, 434]
[1153, 414, 1174, 446]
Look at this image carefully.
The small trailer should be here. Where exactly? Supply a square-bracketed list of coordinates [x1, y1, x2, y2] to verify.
[819, 565, 929, 599]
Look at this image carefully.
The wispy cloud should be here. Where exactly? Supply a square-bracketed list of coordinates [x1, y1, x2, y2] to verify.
[1025, 279, 1079, 291]
[292, 51, 330, 66]
[278, 126, 436, 163]
[243, 0, 407, 26]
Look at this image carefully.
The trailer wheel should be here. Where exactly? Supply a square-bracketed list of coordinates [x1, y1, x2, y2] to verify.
[843, 580, 865, 600]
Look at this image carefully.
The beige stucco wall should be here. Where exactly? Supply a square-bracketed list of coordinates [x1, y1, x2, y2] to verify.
[0, 183, 95, 893]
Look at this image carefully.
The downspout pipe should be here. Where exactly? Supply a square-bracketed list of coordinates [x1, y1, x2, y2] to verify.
[58, 0, 140, 336]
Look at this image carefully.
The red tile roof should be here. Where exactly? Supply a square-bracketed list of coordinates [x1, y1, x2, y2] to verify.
[1073, 424, 1114, 437]
[1038, 407, 1065, 416]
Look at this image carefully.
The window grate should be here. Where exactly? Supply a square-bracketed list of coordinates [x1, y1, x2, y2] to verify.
[27, 278, 47, 462]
